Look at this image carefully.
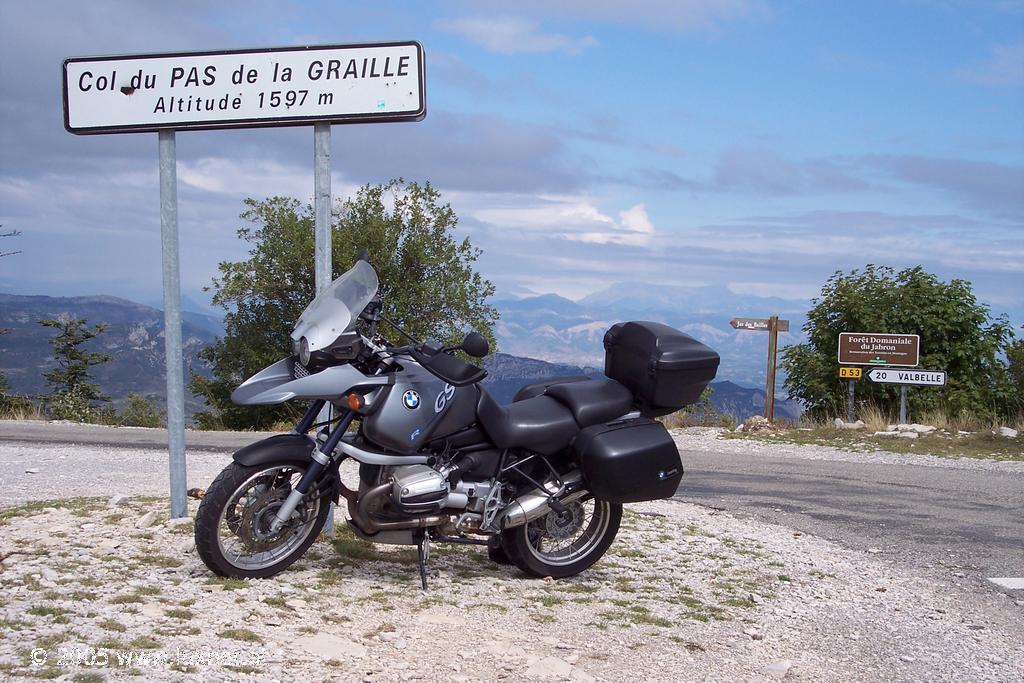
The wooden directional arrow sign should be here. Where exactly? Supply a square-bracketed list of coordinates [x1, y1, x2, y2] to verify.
[866, 368, 946, 386]
[730, 317, 790, 332]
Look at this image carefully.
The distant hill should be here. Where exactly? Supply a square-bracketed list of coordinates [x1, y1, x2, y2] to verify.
[492, 284, 809, 389]
[482, 353, 800, 421]
[0, 293, 218, 415]
[0, 292, 800, 424]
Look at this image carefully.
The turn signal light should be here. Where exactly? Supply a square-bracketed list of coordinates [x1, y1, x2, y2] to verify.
[346, 393, 365, 411]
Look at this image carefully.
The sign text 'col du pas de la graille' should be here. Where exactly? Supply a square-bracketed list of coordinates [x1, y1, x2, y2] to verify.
[63, 42, 425, 134]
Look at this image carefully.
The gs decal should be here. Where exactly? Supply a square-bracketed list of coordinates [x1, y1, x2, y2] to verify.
[434, 384, 455, 413]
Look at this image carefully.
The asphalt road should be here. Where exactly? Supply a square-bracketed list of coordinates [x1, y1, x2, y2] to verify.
[2, 420, 1021, 591]
[676, 449, 1024, 589]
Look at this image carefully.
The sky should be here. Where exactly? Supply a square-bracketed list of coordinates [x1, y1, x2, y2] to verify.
[1, 0, 1022, 322]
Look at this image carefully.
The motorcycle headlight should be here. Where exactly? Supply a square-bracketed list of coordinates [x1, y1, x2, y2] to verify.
[298, 337, 311, 366]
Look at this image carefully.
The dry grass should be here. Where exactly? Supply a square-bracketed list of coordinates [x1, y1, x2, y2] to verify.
[857, 404, 891, 432]
[0, 404, 46, 420]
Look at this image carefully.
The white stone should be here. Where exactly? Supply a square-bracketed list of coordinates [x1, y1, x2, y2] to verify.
[140, 603, 164, 618]
[417, 611, 461, 626]
[284, 598, 308, 610]
[900, 655, 916, 663]
[765, 660, 792, 679]
[135, 511, 158, 529]
[40, 566, 58, 581]
[24, 468, 40, 474]
[294, 633, 367, 658]
[525, 656, 573, 679]
[998, 427, 1018, 438]
[108, 494, 130, 507]
[570, 669, 596, 683]
[897, 431, 918, 440]
[166, 516, 192, 528]
[909, 424, 936, 434]
[867, 548, 882, 554]
[874, 431, 899, 438]
[834, 419, 865, 430]
[96, 539, 121, 556]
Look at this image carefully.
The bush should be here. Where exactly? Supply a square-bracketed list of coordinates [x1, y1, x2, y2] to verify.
[47, 390, 96, 422]
[119, 393, 165, 428]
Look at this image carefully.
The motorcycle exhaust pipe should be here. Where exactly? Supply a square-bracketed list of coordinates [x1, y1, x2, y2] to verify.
[496, 470, 586, 530]
[351, 482, 445, 534]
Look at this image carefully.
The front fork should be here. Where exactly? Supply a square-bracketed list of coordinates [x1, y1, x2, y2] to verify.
[269, 403, 355, 533]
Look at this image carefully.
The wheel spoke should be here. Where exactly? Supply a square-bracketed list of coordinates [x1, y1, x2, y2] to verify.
[214, 465, 321, 572]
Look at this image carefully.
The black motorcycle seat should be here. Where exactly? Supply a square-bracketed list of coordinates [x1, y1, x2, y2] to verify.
[545, 379, 635, 428]
[512, 375, 589, 402]
[477, 388, 579, 455]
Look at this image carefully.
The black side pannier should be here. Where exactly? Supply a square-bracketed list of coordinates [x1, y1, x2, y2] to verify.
[573, 417, 682, 503]
[603, 321, 720, 418]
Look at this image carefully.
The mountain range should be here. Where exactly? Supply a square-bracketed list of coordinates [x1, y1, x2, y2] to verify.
[493, 282, 809, 388]
[0, 291, 799, 422]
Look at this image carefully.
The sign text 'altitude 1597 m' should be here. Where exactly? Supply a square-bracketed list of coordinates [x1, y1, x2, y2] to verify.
[63, 42, 425, 134]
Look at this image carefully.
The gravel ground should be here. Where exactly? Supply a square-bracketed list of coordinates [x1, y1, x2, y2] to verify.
[0, 434, 1022, 681]
[670, 427, 1024, 473]
[0, 441, 233, 508]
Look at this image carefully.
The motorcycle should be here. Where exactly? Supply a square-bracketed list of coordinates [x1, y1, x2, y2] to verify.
[195, 257, 720, 586]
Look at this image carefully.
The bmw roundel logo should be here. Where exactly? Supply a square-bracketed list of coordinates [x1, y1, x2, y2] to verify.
[402, 390, 420, 410]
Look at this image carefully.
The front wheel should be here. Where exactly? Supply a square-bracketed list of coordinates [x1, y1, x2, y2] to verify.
[195, 461, 329, 578]
[500, 498, 621, 578]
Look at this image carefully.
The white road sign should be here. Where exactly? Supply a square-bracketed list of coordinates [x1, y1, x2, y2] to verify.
[866, 368, 946, 386]
[63, 42, 425, 134]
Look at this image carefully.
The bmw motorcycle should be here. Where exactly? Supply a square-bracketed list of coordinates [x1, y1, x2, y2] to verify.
[195, 258, 719, 585]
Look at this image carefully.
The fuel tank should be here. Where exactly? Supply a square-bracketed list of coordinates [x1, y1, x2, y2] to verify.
[361, 360, 479, 454]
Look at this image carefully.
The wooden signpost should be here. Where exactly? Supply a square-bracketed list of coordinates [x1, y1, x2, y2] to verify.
[730, 316, 790, 422]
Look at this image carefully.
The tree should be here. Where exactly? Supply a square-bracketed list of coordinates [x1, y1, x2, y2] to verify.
[1007, 327, 1024, 415]
[781, 265, 1016, 421]
[192, 179, 498, 429]
[40, 315, 112, 420]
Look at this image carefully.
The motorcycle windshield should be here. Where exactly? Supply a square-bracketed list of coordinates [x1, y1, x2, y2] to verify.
[291, 260, 379, 351]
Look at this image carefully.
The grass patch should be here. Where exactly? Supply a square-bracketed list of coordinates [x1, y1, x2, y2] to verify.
[0, 497, 106, 526]
[218, 628, 261, 643]
[329, 526, 417, 565]
[724, 425, 1023, 460]
[97, 618, 126, 632]
[27, 605, 68, 618]
[109, 594, 144, 605]
[129, 636, 161, 649]
[136, 554, 183, 568]
[205, 576, 249, 590]
[165, 607, 194, 620]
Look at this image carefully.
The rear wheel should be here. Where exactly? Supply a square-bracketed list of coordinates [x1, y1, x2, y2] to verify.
[500, 498, 621, 578]
[195, 462, 329, 578]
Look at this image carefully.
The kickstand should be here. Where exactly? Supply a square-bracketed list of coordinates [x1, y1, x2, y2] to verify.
[414, 529, 430, 592]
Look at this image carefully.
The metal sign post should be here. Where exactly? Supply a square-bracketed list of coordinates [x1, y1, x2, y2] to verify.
[313, 122, 334, 535]
[865, 368, 947, 425]
[159, 131, 187, 519]
[838, 367, 862, 423]
[63, 41, 426, 520]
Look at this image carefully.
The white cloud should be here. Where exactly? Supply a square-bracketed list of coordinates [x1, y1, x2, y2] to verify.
[955, 42, 1024, 86]
[436, 16, 598, 55]
[515, 0, 768, 32]
[468, 195, 656, 246]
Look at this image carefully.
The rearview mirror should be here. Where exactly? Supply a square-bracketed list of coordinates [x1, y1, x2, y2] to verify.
[460, 331, 489, 358]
